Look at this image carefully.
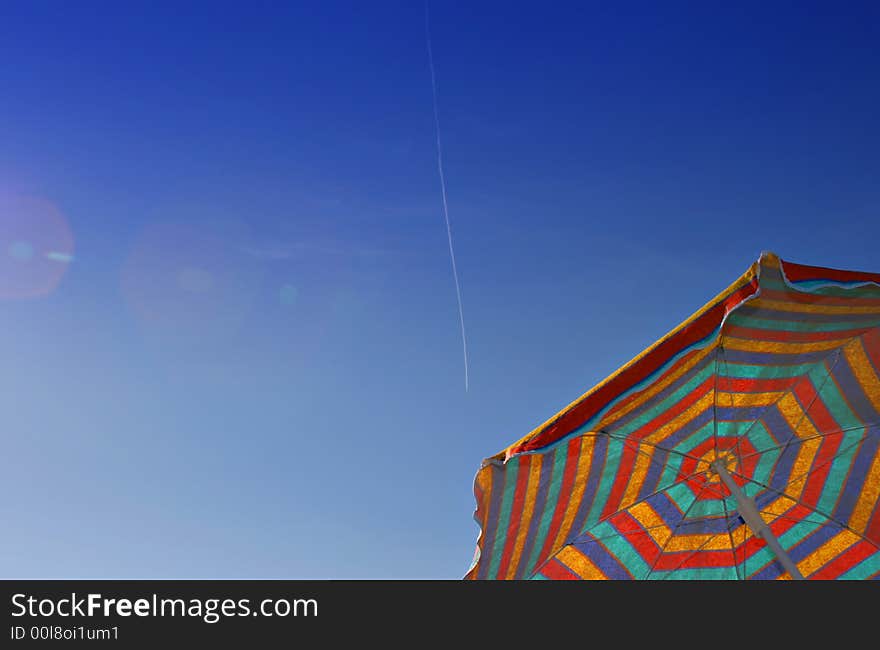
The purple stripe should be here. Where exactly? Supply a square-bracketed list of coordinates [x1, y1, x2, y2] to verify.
[735, 304, 880, 324]
[835, 350, 880, 423]
[604, 354, 715, 433]
[572, 534, 634, 580]
[753, 405, 797, 449]
[833, 427, 880, 524]
[652, 408, 714, 450]
[637, 445, 671, 501]
[721, 348, 838, 366]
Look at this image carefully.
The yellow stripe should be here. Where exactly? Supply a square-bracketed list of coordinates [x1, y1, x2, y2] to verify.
[717, 391, 786, 407]
[619, 446, 655, 512]
[786, 437, 823, 501]
[843, 338, 880, 414]
[555, 545, 608, 580]
[776, 393, 819, 440]
[752, 297, 880, 315]
[665, 534, 733, 552]
[761, 494, 798, 519]
[849, 445, 880, 534]
[627, 501, 672, 547]
[724, 336, 849, 355]
[548, 437, 596, 557]
[646, 391, 715, 445]
[795, 530, 861, 578]
[475, 467, 494, 528]
[504, 455, 544, 579]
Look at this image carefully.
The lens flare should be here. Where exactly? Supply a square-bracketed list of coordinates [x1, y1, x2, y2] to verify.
[120, 220, 262, 352]
[0, 194, 75, 299]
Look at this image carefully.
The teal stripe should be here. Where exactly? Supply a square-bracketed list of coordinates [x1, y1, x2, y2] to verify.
[650, 565, 738, 580]
[740, 422, 777, 461]
[811, 363, 861, 430]
[613, 364, 716, 435]
[676, 421, 715, 455]
[741, 544, 776, 577]
[753, 443, 780, 489]
[722, 360, 837, 380]
[662, 481, 700, 514]
[816, 429, 863, 515]
[575, 438, 625, 535]
[656, 452, 685, 494]
[486, 460, 518, 579]
[791, 281, 880, 297]
[593, 519, 653, 579]
[730, 314, 880, 332]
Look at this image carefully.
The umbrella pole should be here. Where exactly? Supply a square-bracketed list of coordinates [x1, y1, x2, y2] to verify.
[711, 460, 805, 580]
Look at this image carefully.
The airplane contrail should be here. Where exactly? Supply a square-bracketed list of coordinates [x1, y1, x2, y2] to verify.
[425, 1, 470, 392]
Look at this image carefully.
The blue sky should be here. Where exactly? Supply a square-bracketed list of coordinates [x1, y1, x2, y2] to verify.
[1, 1, 878, 578]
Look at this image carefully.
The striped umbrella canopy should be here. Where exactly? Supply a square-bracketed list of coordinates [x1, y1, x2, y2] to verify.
[467, 252, 880, 580]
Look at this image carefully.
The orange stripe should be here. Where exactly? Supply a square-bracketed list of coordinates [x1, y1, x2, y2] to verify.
[504, 454, 544, 579]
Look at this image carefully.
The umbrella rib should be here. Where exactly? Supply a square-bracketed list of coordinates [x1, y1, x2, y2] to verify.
[561, 522, 682, 547]
[768, 432, 874, 501]
[726, 467, 880, 551]
[726, 345, 845, 462]
[756, 509, 838, 527]
[529, 467, 721, 579]
[603, 431, 704, 463]
[737, 422, 880, 463]
[757, 348, 845, 476]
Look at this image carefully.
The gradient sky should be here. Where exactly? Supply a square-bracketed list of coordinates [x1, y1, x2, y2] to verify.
[1, 1, 878, 578]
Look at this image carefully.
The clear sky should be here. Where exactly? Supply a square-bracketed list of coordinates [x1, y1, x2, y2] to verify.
[1, 1, 878, 578]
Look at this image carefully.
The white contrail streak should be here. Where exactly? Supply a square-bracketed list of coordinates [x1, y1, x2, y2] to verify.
[425, 2, 469, 392]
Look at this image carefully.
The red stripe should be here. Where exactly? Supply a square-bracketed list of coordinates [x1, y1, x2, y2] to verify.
[781, 259, 880, 285]
[717, 374, 802, 392]
[629, 376, 715, 441]
[538, 557, 581, 580]
[863, 329, 880, 371]
[767, 509, 802, 539]
[495, 455, 532, 579]
[599, 439, 641, 521]
[611, 511, 663, 566]
[511, 276, 760, 456]
[865, 500, 880, 545]
[789, 378, 843, 508]
[602, 349, 701, 422]
[808, 540, 877, 579]
[759, 287, 880, 308]
[725, 324, 870, 344]
[535, 438, 582, 566]
[654, 549, 735, 570]
[802, 432, 844, 509]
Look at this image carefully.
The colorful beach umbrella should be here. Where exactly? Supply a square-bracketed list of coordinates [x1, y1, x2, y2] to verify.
[467, 252, 880, 580]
